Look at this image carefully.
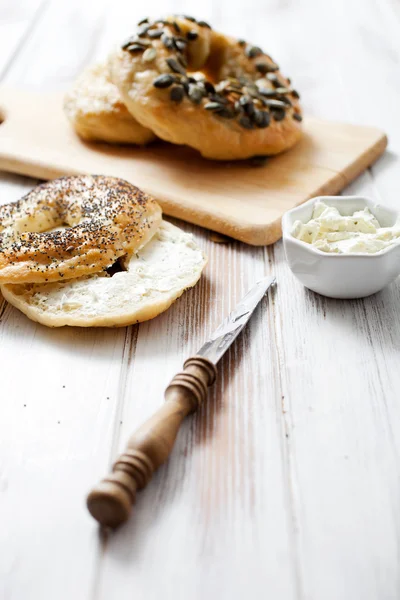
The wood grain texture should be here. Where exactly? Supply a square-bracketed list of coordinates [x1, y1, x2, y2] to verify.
[0, 87, 387, 245]
[0, 0, 400, 599]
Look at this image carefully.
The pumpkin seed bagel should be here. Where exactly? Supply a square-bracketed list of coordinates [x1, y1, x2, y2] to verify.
[109, 15, 302, 160]
[64, 62, 156, 145]
[0, 175, 162, 284]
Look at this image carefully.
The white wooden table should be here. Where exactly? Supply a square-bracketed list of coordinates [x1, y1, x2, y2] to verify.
[1, 1, 399, 599]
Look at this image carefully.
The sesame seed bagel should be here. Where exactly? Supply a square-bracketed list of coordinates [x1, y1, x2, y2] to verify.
[109, 15, 302, 160]
[0, 175, 162, 284]
[64, 62, 156, 145]
[1, 221, 206, 328]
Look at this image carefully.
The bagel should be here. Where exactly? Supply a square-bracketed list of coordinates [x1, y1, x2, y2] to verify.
[64, 62, 156, 145]
[0, 175, 162, 284]
[109, 15, 302, 160]
[1, 221, 206, 328]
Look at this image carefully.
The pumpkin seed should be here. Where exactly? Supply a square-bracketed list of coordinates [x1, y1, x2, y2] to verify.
[166, 57, 186, 75]
[204, 102, 224, 111]
[138, 25, 150, 37]
[170, 84, 185, 102]
[292, 90, 300, 99]
[196, 81, 207, 93]
[197, 20, 211, 28]
[280, 96, 293, 106]
[187, 30, 198, 41]
[209, 93, 228, 105]
[180, 78, 190, 92]
[274, 87, 291, 94]
[215, 80, 230, 92]
[255, 62, 278, 74]
[126, 37, 150, 47]
[245, 46, 262, 58]
[293, 113, 303, 122]
[262, 98, 286, 109]
[253, 109, 270, 128]
[153, 74, 175, 88]
[148, 29, 164, 39]
[175, 38, 186, 52]
[267, 73, 282, 88]
[182, 15, 196, 22]
[272, 108, 285, 121]
[258, 88, 279, 98]
[122, 36, 137, 49]
[173, 21, 181, 33]
[188, 84, 204, 104]
[238, 39, 246, 46]
[239, 115, 255, 129]
[162, 34, 175, 49]
[239, 95, 254, 116]
[138, 17, 149, 26]
[143, 47, 157, 62]
[127, 44, 146, 54]
[239, 94, 252, 105]
[244, 103, 255, 117]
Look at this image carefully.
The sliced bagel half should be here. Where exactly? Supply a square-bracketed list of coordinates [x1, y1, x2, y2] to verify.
[1, 221, 206, 327]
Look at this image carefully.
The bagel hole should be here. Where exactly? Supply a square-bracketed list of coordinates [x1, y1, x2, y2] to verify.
[106, 256, 128, 276]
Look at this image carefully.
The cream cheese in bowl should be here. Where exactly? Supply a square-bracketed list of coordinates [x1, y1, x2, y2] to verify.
[282, 196, 400, 299]
[291, 200, 400, 254]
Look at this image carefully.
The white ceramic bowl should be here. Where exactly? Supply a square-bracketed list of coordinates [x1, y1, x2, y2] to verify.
[282, 196, 400, 299]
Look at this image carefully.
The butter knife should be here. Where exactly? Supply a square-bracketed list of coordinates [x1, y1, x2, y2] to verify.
[87, 275, 276, 528]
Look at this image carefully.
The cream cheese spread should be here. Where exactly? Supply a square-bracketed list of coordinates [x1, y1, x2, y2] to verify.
[291, 201, 400, 254]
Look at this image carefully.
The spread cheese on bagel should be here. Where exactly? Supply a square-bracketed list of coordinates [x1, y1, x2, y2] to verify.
[109, 15, 302, 160]
[1, 221, 206, 328]
[64, 62, 156, 145]
[0, 175, 162, 284]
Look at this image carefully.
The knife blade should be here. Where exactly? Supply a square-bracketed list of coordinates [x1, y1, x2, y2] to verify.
[197, 275, 276, 364]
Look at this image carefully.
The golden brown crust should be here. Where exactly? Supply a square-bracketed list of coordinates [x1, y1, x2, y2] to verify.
[0, 221, 207, 328]
[63, 62, 156, 145]
[109, 15, 302, 160]
[0, 175, 162, 284]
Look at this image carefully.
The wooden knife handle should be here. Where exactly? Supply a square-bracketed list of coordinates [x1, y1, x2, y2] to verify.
[87, 356, 217, 528]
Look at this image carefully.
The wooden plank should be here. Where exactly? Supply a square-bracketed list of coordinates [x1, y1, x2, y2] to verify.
[2, 0, 108, 90]
[0, 0, 47, 79]
[96, 2, 297, 599]
[242, 1, 400, 599]
[0, 1, 121, 599]
[0, 87, 387, 245]
[97, 231, 299, 600]
[94, 2, 296, 599]
[1, 1, 400, 600]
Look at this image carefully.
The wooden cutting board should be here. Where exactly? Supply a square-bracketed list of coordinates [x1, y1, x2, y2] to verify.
[0, 87, 387, 245]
